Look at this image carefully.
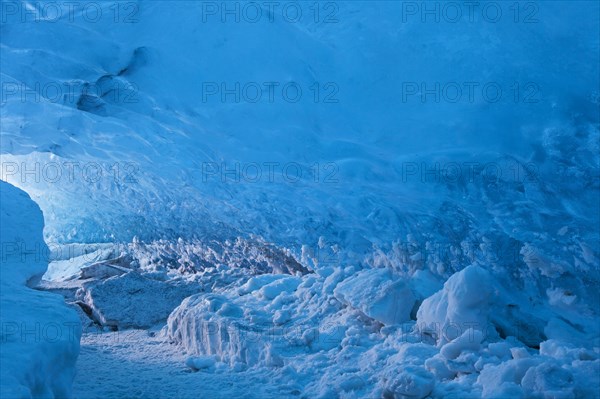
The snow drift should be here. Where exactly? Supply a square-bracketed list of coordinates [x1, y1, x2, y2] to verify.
[0, 180, 81, 398]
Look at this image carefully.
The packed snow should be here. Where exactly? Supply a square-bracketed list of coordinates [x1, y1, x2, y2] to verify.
[1, 0, 599, 398]
[0, 181, 81, 398]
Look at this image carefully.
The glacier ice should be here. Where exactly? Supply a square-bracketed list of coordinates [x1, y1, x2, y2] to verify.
[0, 181, 81, 398]
[1, 0, 599, 398]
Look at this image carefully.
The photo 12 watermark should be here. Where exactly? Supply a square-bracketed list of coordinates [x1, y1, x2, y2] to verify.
[1, 80, 139, 105]
[200, 161, 339, 184]
[400, 1, 540, 24]
[1, 321, 80, 344]
[199, 1, 339, 24]
[1, 161, 140, 185]
[201, 81, 339, 104]
[0, 1, 139, 24]
[401, 81, 540, 104]
[400, 160, 539, 184]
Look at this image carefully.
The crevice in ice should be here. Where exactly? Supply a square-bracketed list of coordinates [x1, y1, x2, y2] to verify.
[118, 47, 150, 77]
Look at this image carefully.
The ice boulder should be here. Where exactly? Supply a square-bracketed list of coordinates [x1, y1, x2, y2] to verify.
[381, 366, 435, 399]
[334, 268, 416, 326]
[476, 357, 541, 398]
[439, 328, 484, 360]
[258, 276, 301, 300]
[185, 355, 217, 371]
[521, 362, 575, 399]
[416, 264, 495, 345]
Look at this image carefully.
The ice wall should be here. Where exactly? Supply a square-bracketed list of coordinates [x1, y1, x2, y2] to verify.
[0, 180, 81, 398]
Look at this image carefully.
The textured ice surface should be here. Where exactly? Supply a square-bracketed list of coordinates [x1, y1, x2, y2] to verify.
[334, 268, 416, 325]
[1, 0, 599, 398]
[0, 181, 81, 398]
[78, 272, 200, 329]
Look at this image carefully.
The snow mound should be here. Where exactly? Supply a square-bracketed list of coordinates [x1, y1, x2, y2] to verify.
[0, 181, 81, 398]
[417, 264, 495, 346]
[166, 290, 303, 368]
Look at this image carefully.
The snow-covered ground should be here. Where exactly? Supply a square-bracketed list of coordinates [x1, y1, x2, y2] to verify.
[1, 0, 599, 398]
[73, 329, 293, 399]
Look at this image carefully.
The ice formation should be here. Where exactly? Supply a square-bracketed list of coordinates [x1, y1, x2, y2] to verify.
[1, 1, 599, 398]
[0, 181, 81, 398]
